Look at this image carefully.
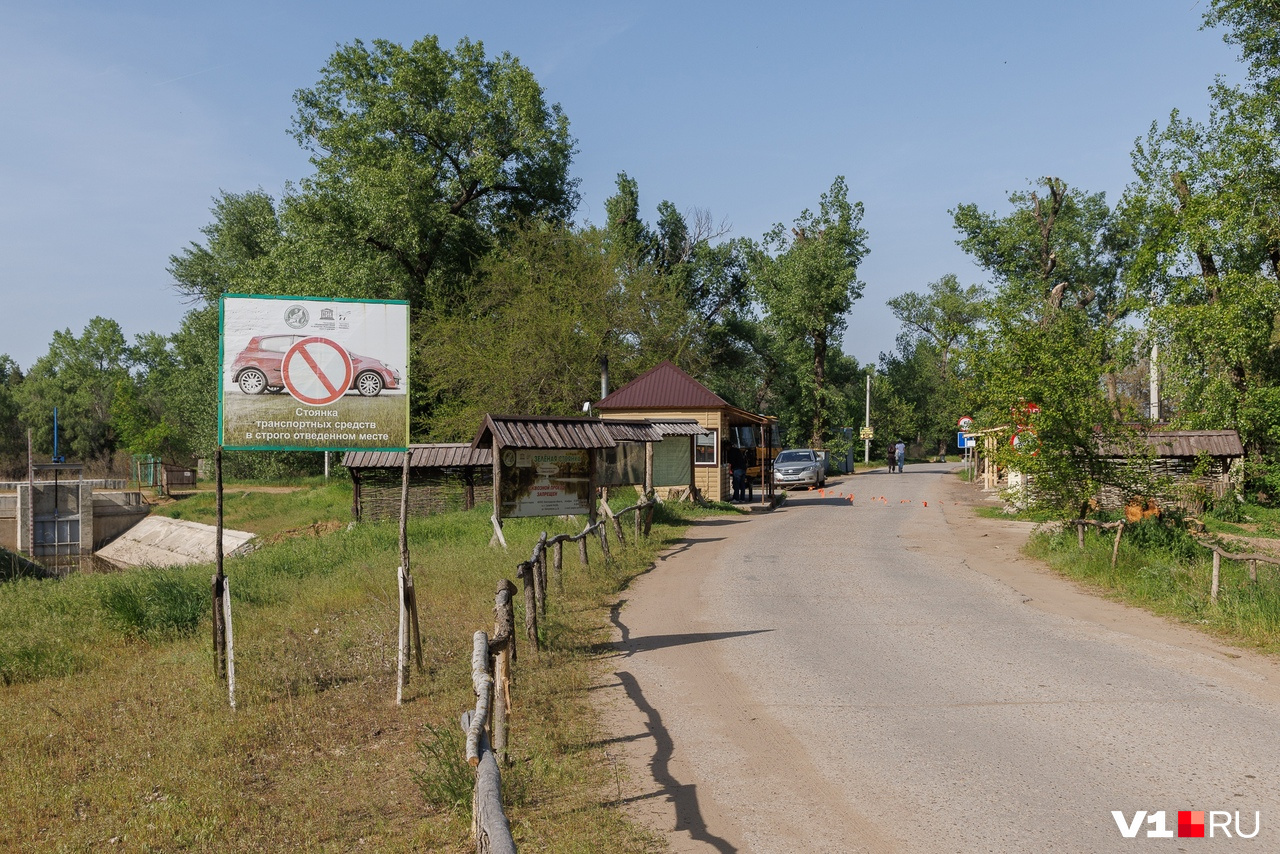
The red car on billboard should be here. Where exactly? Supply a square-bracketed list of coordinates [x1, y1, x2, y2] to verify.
[229, 334, 401, 397]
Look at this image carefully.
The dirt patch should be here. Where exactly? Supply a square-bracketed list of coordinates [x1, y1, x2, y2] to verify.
[258, 520, 345, 546]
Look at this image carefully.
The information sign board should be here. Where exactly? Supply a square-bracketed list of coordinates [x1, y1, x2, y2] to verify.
[498, 449, 591, 518]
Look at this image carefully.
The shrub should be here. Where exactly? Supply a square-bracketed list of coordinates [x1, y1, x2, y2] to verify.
[412, 722, 474, 815]
[99, 570, 208, 639]
[1123, 515, 1201, 562]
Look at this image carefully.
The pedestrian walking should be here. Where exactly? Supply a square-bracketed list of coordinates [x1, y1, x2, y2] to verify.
[886, 442, 896, 473]
[895, 440, 906, 473]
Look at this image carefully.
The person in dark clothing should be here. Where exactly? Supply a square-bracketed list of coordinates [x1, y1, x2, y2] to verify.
[728, 445, 747, 501]
[886, 442, 896, 473]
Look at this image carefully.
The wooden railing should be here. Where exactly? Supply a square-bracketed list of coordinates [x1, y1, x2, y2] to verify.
[1068, 517, 1280, 602]
[456, 496, 656, 851]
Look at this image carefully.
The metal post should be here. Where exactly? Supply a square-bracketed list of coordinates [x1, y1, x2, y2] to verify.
[863, 371, 871, 464]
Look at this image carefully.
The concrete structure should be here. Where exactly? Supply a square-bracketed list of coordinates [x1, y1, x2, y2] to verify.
[1, 475, 150, 564]
[96, 516, 255, 568]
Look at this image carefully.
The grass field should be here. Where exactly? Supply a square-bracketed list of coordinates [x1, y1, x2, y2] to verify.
[1028, 515, 1280, 656]
[0, 483, 728, 851]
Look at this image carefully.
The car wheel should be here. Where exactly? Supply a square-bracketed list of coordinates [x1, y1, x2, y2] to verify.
[356, 371, 383, 397]
[266, 385, 284, 394]
[238, 368, 267, 395]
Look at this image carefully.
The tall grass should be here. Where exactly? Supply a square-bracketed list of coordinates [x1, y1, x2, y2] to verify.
[0, 486, 699, 851]
[1028, 518, 1280, 654]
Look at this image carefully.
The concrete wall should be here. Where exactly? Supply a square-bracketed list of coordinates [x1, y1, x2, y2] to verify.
[1, 487, 148, 557]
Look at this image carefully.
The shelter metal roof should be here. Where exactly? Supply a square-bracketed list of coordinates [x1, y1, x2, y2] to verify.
[601, 419, 665, 443]
[471, 415, 619, 451]
[1098, 429, 1244, 458]
[1140, 430, 1244, 458]
[343, 444, 492, 470]
[646, 418, 710, 436]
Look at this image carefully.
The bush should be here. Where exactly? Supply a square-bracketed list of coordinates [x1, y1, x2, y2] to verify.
[1122, 515, 1201, 562]
[1207, 495, 1246, 523]
[413, 722, 474, 815]
[99, 570, 208, 639]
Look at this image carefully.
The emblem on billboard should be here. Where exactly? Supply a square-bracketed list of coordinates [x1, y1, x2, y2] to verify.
[284, 305, 310, 329]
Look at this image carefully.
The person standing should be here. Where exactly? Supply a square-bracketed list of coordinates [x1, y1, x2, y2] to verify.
[728, 445, 746, 502]
[895, 440, 906, 473]
[886, 442, 896, 473]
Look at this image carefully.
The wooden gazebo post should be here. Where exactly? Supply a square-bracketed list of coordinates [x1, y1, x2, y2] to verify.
[490, 435, 506, 548]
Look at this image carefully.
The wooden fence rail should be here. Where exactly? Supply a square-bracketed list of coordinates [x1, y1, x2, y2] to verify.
[452, 497, 659, 851]
[1069, 518, 1280, 602]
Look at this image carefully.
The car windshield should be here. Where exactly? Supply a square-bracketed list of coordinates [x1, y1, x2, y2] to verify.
[776, 450, 814, 464]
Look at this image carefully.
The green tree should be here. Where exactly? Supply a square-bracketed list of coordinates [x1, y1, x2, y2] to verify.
[15, 318, 133, 463]
[953, 179, 1144, 515]
[0, 356, 25, 475]
[1119, 3, 1280, 491]
[884, 274, 986, 457]
[289, 35, 578, 313]
[750, 176, 869, 447]
[420, 221, 689, 439]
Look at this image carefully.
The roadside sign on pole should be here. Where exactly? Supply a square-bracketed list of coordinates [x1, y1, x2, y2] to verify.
[957, 432, 969, 449]
[859, 426, 874, 440]
[957, 416, 974, 430]
[219, 295, 409, 451]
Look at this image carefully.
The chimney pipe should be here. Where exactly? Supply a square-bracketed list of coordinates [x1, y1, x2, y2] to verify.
[600, 354, 609, 401]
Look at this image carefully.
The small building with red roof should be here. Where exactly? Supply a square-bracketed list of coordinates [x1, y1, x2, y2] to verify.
[596, 361, 776, 504]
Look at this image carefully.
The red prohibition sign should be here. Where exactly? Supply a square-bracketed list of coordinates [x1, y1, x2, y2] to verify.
[282, 336, 353, 406]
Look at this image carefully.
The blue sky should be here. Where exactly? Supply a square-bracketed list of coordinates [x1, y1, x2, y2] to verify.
[0, 1, 1242, 372]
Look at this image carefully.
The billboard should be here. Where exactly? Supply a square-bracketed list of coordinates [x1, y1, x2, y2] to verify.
[219, 295, 409, 451]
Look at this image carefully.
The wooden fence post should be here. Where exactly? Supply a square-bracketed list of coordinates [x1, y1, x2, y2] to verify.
[1211, 550, 1221, 601]
[1249, 559, 1258, 584]
[553, 539, 564, 594]
[1110, 522, 1124, 570]
[516, 562, 539, 651]
[578, 534, 589, 567]
[222, 579, 236, 711]
[536, 533, 548, 617]
[598, 523, 611, 561]
[1077, 522, 1085, 549]
[612, 513, 626, 548]
[211, 572, 226, 678]
[492, 580, 515, 765]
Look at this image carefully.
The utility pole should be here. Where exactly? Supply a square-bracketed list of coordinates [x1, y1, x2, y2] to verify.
[863, 371, 871, 464]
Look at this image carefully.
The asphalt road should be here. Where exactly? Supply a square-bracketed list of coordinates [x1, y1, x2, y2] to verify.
[599, 464, 1280, 852]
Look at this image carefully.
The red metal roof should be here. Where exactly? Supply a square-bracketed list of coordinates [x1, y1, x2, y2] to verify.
[596, 361, 729, 410]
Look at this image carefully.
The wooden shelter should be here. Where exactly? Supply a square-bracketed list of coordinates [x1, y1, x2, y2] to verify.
[343, 444, 493, 522]
[1100, 429, 1245, 508]
[596, 361, 776, 503]
[470, 415, 665, 540]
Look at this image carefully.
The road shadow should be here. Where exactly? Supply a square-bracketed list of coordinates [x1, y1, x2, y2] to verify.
[610, 599, 773, 657]
[614, 669, 738, 853]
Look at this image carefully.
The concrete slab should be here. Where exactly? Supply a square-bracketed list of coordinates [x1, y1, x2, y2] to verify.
[96, 516, 255, 568]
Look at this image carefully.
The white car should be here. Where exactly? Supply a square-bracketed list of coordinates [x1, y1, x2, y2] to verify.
[773, 449, 826, 489]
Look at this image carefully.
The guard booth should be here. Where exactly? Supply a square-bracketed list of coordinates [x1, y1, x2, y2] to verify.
[596, 360, 777, 504]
